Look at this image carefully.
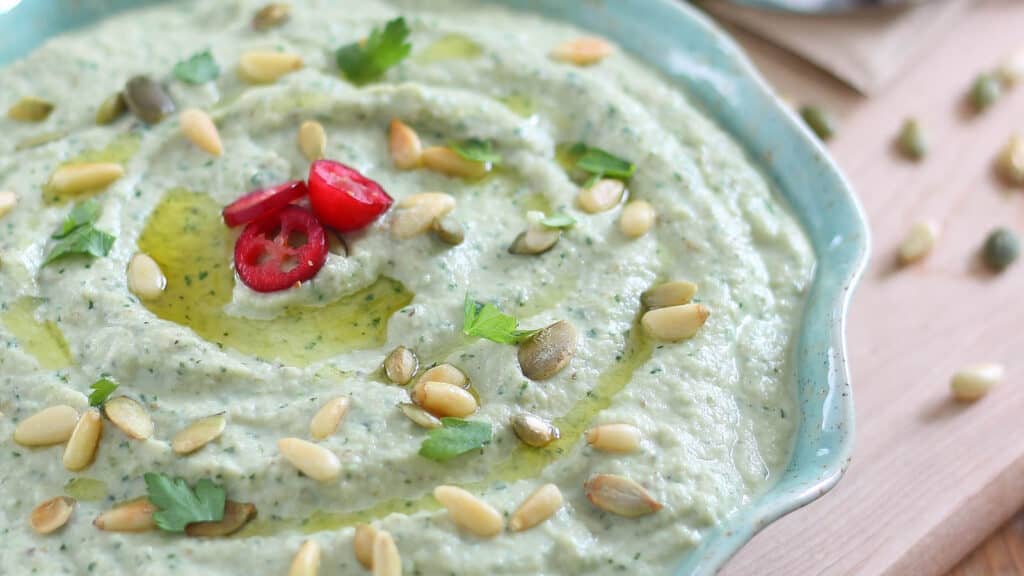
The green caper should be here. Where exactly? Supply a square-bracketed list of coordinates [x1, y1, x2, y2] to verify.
[799, 105, 835, 141]
[7, 97, 54, 123]
[252, 3, 291, 30]
[971, 73, 1002, 112]
[123, 76, 175, 124]
[432, 214, 465, 245]
[95, 93, 127, 126]
[897, 118, 926, 162]
[982, 228, 1019, 272]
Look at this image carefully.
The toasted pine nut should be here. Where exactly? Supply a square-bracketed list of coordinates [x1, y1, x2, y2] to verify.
[288, 540, 321, 576]
[951, 363, 1005, 401]
[509, 484, 562, 532]
[354, 524, 378, 569]
[63, 409, 102, 471]
[416, 363, 467, 388]
[309, 396, 350, 441]
[13, 405, 78, 447]
[49, 163, 124, 196]
[421, 146, 489, 179]
[103, 396, 154, 440]
[577, 178, 625, 214]
[185, 500, 258, 537]
[127, 252, 167, 301]
[180, 108, 223, 156]
[384, 346, 418, 385]
[391, 193, 457, 239]
[0, 190, 17, 219]
[898, 221, 939, 264]
[619, 200, 656, 238]
[584, 474, 662, 517]
[372, 530, 401, 576]
[585, 423, 641, 453]
[550, 37, 614, 66]
[93, 499, 157, 532]
[433, 485, 502, 537]
[642, 281, 698, 309]
[239, 50, 303, 84]
[412, 381, 477, 418]
[996, 135, 1024, 187]
[31, 496, 75, 535]
[389, 119, 422, 170]
[278, 437, 341, 482]
[172, 413, 226, 455]
[298, 121, 327, 161]
[641, 303, 710, 342]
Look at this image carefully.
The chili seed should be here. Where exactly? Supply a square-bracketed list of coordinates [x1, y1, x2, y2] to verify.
[982, 227, 1019, 272]
[896, 118, 926, 161]
[799, 105, 835, 141]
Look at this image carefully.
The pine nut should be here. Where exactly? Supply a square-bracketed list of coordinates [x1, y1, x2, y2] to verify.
[298, 121, 326, 161]
[172, 413, 226, 455]
[127, 252, 167, 301]
[996, 135, 1024, 187]
[398, 403, 442, 429]
[309, 397, 350, 441]
[49, 163, 124, 196]
[585, 423, 641, 453]
[577, 178, 625, 214]
[288, 540, 321, 576]
[951, 363, 1005, 402]
[432, 214, 465, 245]
[179, 108, 223, 156]
[509, 484, 563, 532]
[642, 281, 698, 309]
[8, 96, 54, 122]
[517, 320, 577, 381]
[372, 530, 401, 576]
[391, 193, 457, 239]
[641, 303, 710, 342]
[898, 221, 939, 264]
[93, 499, 157, 532]
[584, 474, 662, 517]
[550, 37, 614, 66]
[239, 50, 303, 84]
[354, 524, 378, 569]
[511, 413, 560, 448]
[421, 146, 488, 179]
[416, 363, 467, 388]
[278, 437, 341, 482]
[186, 500, 258, 537]
[30, 496, 75, 535]
[13, 405, 78, 447]
[412, 381, 477, 418]
[433, 485, 502, 537]
[0, 190, 17, 219]
[509, 224, 561, 255]
[384, 346, 418, 385]
[619, 200, 656, 238]
[103, 396, 154, 440]
[63, 409, 102, 471]
[389, 119, 422, 170]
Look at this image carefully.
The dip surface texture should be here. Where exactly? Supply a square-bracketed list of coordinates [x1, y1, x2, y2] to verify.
[0, 0, 815, 574]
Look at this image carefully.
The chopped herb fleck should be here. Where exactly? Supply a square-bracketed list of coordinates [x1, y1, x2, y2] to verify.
[88, 378, 118, 407]
[173, 50, 220, 85]
[335, 17, 412, 84]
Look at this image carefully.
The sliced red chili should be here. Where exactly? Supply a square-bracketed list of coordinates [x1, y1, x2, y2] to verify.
[234, 206, 327, 293]
[308, 160, 393, 232]
[222, 180, 308, 228]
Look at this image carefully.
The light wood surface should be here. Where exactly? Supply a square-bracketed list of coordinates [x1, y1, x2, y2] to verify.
[949, 512, 1024, 576]
[714, 1, 1024, 574]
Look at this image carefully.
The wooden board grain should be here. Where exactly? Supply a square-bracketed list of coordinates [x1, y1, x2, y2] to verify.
[713, 1, 1024, 574]
[949, 512, 1024, 576]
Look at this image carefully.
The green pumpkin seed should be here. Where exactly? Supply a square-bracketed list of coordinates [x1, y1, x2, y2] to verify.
[799, 105, 835, 141]
[897, 118, 926, 162]
[95, 93, 127, 126]
[8, 97, 54, 123]
[971, 73, 1002, 112]
[123, 76, 175, 124]
[982, 227, 1019, 272]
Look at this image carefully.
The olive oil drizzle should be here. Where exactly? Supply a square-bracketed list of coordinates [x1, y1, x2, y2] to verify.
[1, 297, 73, 370]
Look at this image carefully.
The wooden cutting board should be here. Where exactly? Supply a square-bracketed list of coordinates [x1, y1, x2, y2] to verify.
[714, 2, 1024, 574]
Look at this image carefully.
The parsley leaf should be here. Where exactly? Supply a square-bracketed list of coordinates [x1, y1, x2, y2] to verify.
[336, 17, 412, 85]
[540, 213, 576, 229]
[43, 225, 115, 266]
[173, 50, 220, 85]
[419, 418, 492, 462]
[88, 378, 118, 407]
[53, 200, 101, 239]
[569, 143, 635, 180]
[450, 138, 502, 165]
[144, 473, 226, 533]
[463, 294, 538, 345]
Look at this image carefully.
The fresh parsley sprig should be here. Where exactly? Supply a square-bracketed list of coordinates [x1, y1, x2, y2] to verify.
[451, 138, 502, 165]
[336, 17, 412, 85]
[88, 378, 119, 407]
[43, 199, 115, 266]
[567, 142, 636, 183]
[419, 418, 492, 462]
[173, 50, 220, 85]
[144, 473, 226, 533]
[463, 294, 538, 345]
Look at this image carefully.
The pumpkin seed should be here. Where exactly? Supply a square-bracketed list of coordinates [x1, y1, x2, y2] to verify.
[288, 540, 322, 576]
[373, 530, 402, 576]
[180, 108, 223, 156]
[298, 120, 326, 161]
[63, 409, 102, 471]
[433, 485, 503, 537]
[252, 2, 291, 30]
[172, 413, 226, 455]
[412, 381, 477, 418]
[0, 191, 17, 219]
[517, 320, 577, 380]
[898, 220, 939, 264]
[421, 146, 488, 179]
[93, 499, 157, 532]
[399, 403, 442, 429]
[577, 178, 625, 214]
[389, 118, 423, 170]
[354, 524, 378, 569]
[896, 118, 926, 162]
[583, 474, 662, 517]
[982, 228, 1019, 272]
[432, 213, 465, 245]
[642, 281, 698, 309]
[509, 484, 562, 532]
[585, 423, 641, 453]
[239, 50, 303, 84]
[511, 412, 559, 448]
[103, 396, 154, 440]
[416, 363, 468, 388]
[7, 97, 54, 122]
[309, 396, 350, 441]
[124, 76, 175, 124]
[509, 224, 560, 255]
[641, 303, 710, 342]
[49, 163, 124, 196]
[951, 363, 1005, 401]
[95, 93, 127, 125]
[127, 252, 167, 301]
[971, 73, 1002, 112]
[13, 405, 78, 447]
[384, 346, 418, 385]
[278, 437, 341, 482]
[30, 496, 75, 535]
[185, 501, 257, 537]
[799, 105, 835, 141]
[619, 200, 656, 238]
[550, 37, 614, 66]
[996, 135, 1024, 186]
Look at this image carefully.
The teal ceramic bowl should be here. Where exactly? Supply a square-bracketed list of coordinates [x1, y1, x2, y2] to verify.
[0, 0, 869, 573]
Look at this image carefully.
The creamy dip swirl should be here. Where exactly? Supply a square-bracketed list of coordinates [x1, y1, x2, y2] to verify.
[0, 0, 814, 574]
